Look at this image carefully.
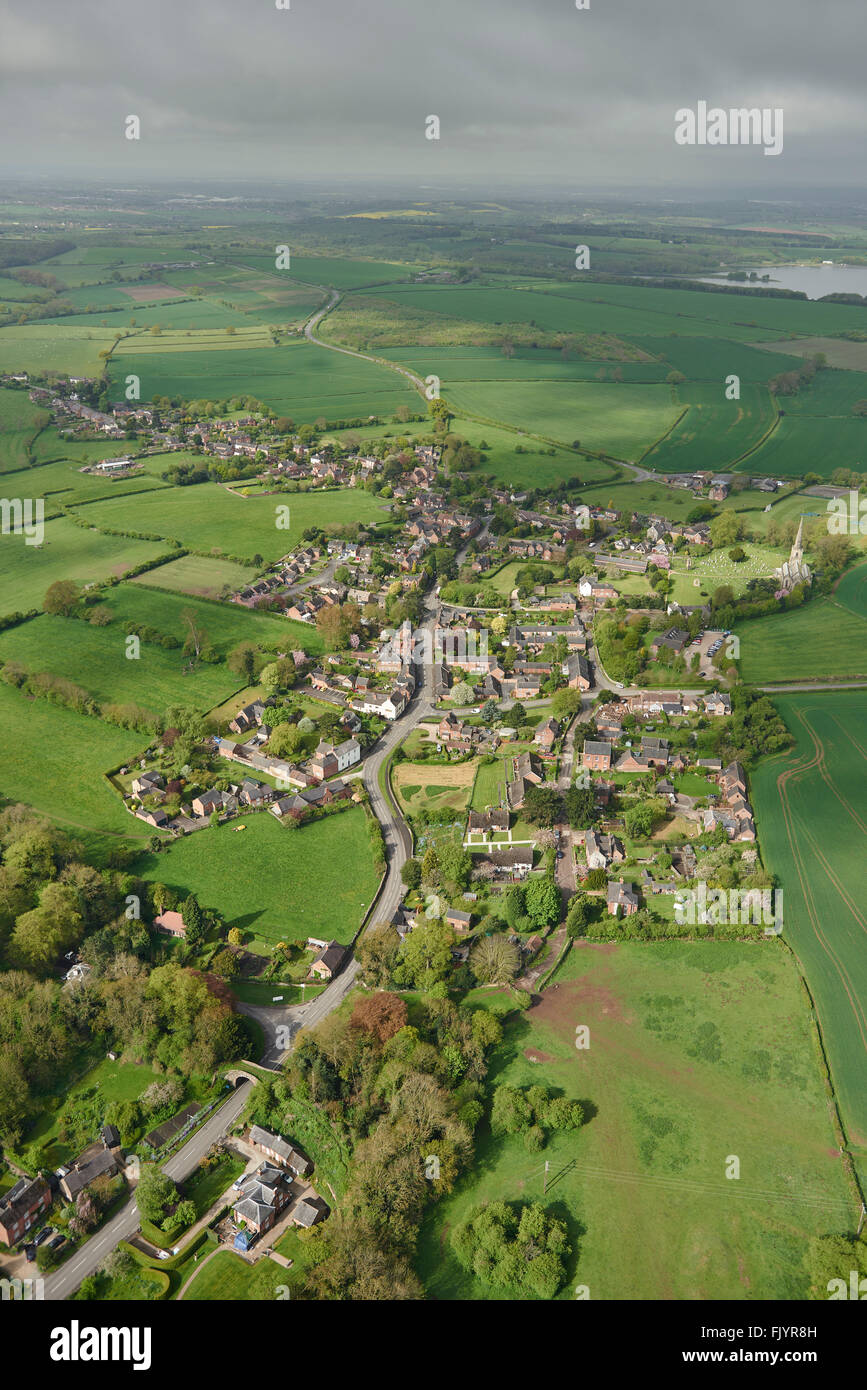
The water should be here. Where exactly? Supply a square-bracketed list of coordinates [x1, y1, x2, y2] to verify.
[698, 263, 867, 300]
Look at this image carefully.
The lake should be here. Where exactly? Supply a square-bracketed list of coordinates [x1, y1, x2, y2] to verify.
[699, 264, 867, 299]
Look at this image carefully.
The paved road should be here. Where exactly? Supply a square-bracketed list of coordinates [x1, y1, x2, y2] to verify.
[43, 1081, 252, 1301]
[304, 290, 426, 394]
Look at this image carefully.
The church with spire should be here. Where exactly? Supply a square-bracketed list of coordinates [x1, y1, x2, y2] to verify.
[774, 517, 812, 595]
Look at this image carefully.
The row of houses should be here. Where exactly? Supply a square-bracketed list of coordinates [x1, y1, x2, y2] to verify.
[702, 761, 756, 842]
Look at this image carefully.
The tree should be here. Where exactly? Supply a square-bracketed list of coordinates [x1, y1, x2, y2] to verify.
[44, 580, 80, 616]
[228, 642, 258, 683]
[564, 785, 595, 829]
[480, 699, 498, 724]
[452, 681, 475, 706]
[524, 875, 561, 929]
[565, 892, 589, 938]
[180, 894, 205, 945]
[395, 917, 454, 991]
[490, 1086, 533, 1135]
[523, 786, 563, 828]
[624, 804, 653, 839]
[135, 1165, 178, 1223]
[268, 722, 302, 759]
[181, 608, 208, 663]
[349, 992, 408, 1042]
[400, 858, 422, 889]
[551, 688, 582, 720]
[470, 933, 521, 985]
[356, 925, 401, 989]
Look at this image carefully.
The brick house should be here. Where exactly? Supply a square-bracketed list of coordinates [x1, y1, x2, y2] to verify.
[248, 1125, 312, 1177]
[534, 717, 561, 751]
[232, 1163, 291, 1237]
[0, 1175, 51, 1246]
[582, 740, 612, 772]
[154, 910, 186, 938]
[607, 879, 640, 916]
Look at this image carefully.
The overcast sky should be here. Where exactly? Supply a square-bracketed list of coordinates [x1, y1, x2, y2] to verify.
[1, 0, 864, 193]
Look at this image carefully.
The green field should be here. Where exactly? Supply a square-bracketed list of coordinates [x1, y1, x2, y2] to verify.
[0, 679, 146, 838]
[0, 324, 118, 375]
[446, 380, 680, 460]
[666, 541, 785, 604]
[641, 383, 777, 473]
[131, 552, 255, 600]
[99, 581, 323, 658]
[181, 1248, 294, 1301]
[72, 482, 387, 561]
[4, 457, 170, 504]
[20, 1057, 166, 1168]
[0, 387, 49, 472]
[745, 413, 867, 479]
[135, 809, 379, 952]
[0, 516, 169, 618]
[107, 338, 417, 420]
[736, 563, 867, 683]
[417, 941, 855, 1300]
[0, 613, 247, 714]
[751, 691, 867, 1151]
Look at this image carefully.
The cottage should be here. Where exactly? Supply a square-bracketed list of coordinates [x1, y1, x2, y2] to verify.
[607, 879, 640, 916]
[153, 910, 186, 938]
[310, 941, 347, 980]
[59, 1147, 119, 1202]
[232, 1163, 291, 1237]
[248, 1125, 312, 1177]
[534, 717, 561, 751]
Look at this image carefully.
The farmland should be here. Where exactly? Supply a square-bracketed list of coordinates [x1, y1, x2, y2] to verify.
[0, 387, 50, 471]
[417, 941, 855, 1300]
[135, 809, 380, 953]
[0, 613, 247, 713]
[640, 383, 777, 473]
[96, 582, 324, 659]
[71, 482, 387, 561]
[130, 552, 254, 599]
[735, 562, 867, 683]
[0, 516, 169, 619]
[0, 679, 146, 839]
[750, 691, 867, 1153]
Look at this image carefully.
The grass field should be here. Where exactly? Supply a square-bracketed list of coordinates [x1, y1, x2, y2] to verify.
[107, 337, 417, 421]
[735, 563, 867, 683]
[135, 809, 379, 952]
[0, 680, 147, 839]
[751, 691, 867, 1151]
[99, 581, 323, 658]
[0, 387, 49, 472]
[73, 482, 387, 561]
[0, 613, 247, 714]
[0, 516, 169, 619]
[181, 1249, 293, 1300]
[0, 324, 118, 375]
[131, 552, 255, 599]
[5, 457, 170, 504]
[744, 413, 867, 479]
[417, 941, 855, 1300]
[666, 541, 785, 604]
[20, 1057, 165, 1167]
[445, 379, 681, 460]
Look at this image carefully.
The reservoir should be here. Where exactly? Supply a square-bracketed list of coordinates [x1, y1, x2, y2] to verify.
[699, 263, 867, 299]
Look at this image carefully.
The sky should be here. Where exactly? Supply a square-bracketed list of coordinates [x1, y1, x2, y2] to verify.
[1, 0, 865, 193]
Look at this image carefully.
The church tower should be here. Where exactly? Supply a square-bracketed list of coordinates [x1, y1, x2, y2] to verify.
[790, 516, 804, 569]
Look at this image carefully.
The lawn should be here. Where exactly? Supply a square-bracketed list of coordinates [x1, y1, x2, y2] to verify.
[181, 1248, 292, 1301]
[751, 691, 867, 1152]
[135, 809, 379, 953]
[417, 941, 855, 1300]
[0, 515, 169, 619]
[666, 541, 785, 604]
[72, 482, 388, 561]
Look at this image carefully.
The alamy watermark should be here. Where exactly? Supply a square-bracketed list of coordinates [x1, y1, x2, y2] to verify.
[0, 498, 44, 546]
[827, 490, 867, 535]
[675, 102, 783, 157]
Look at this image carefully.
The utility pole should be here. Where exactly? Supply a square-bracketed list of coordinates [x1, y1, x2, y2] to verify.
[857, 1203, 866, 1238]
[543, 1160, 550, 1195]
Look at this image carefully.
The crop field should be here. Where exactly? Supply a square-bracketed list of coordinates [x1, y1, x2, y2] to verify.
[751, 691, 867, 1150]
[131, 552, 254, 599]
[378, 345, 669, 383]
[135, 809, 380, 952]
[447, 416, 617, 488]
[0, 679, 147, 839]
[0, 517, 169, 619]
[632, 335, 803, 383]
[232, 252, 416, 289]
[640, 383, 777, 473]
[0, 613, 246, 714]
[446, 380, 681, 460]
[393, 758, 478, 816]
[96, 581, 323, 659]
[735, 561, 867, 683]
[743, 413, 867, 479]
[72, 482, 387, 561]
[416, 941, 855, 1300]
[45, 298, 254, 331]
[107, 338, 417, 419]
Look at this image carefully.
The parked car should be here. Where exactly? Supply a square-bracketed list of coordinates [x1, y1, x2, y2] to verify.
[32, 1226, 54, 1247]
[47, 1233, 65, 1250]
[24, 1245, 36, 1262]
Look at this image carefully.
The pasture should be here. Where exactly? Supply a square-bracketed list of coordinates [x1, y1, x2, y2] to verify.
[735, 563, 867, 683]
[0, 613, 247, 714]
[0, 516, 168, 619]
[744, 413, 867, 479]
[135, 809, 380, 953]
[0, 387, 50, 472]
[0, 324, 118, 375]
[0, 679, 147, 839]
[72, 482, 387, 561]
[96, 582, 323, 659]
[417, 941, 855, 1300]
[751, 691, 867, 1149]
[131, 552, 254, 599]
